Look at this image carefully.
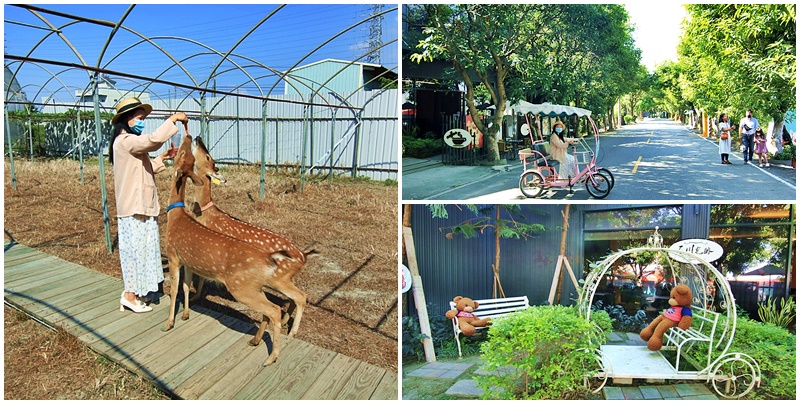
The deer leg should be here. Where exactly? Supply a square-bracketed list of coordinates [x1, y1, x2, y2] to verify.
[163, 256, 181, 331]
[273, 279, 307, 338]
[189, 276, 205, 302]
[181, 268, 194, 321]
[232, 290, 283, 366]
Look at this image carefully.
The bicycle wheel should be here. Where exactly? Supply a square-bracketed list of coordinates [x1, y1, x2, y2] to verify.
[597, 168, 615, 190]
[519, 170, 545, 198]
[585, 172, 611, 199]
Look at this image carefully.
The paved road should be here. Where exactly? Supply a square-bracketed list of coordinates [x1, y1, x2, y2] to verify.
[402, 119, 796, 201]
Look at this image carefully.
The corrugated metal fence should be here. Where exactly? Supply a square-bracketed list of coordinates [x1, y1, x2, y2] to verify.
[406, 204, 584, 317]
[40, 90, 398, 181]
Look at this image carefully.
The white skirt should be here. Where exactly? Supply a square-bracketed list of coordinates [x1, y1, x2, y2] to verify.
[719, 138, 732, 154]
[558, 153, 577, 179]
[118, 215, 164, 296]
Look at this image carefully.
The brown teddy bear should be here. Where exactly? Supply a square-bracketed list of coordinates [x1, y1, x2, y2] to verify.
[639, 284, 694, 351]
[445, 296, 491, 336]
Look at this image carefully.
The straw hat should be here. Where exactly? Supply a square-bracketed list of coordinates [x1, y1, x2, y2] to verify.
[111, 97, 152, 124]
[552, 120, 565, 131]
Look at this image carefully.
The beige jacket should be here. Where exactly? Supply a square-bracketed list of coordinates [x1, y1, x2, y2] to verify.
[113, 119, 178, 218]
[549, 133, 572, 163]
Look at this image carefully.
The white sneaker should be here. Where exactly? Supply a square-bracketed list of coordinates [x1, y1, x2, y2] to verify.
[766, 162, 770, 167]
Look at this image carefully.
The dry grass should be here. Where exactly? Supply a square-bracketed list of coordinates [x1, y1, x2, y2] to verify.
[4, 158, 398, 379]
[4, 306, 170, 400]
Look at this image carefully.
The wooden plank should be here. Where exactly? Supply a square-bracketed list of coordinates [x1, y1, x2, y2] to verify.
[369, 369, 398, 400]
[3, 257, 77, 283]
[2, 244, 42, 260]
[40, 282, 121, 325]
[84, 302, 171, 354]
[146, 310, 247, 382]
[300, 353, 362, 399]
[123, 307, 225, 371]
[231, 339, 316, 399]
[261, 344, 338, 400]
[14, 279, 117, 317]
[6, 274, 110, 310]
[333, 361, 386, 400]
[3, 251, 58, 267]
[176, 328, 296, 399]
[195, 335, 295, 400]
[62, 298, 133, 336]
[4, 260, 77, 284]
[158, 319, 254, 390]
[4, 263, 92, 293]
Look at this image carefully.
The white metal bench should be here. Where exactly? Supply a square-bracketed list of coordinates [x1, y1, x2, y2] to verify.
[449, 296, 530, 357]
[663, 305, 719, 371]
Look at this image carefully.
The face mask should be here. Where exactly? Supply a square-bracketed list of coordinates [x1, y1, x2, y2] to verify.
[555, 127, 563, 134]
[131, 119, 145, 135]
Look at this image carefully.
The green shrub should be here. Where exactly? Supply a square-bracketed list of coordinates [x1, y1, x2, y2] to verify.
[758, 296, 795, 329]
[476, 305, 604, 400]
[624, 115, 635, 125]
[402, 136, 442, 158]
[592, 301, 649, 332]
[684, 316, 795, 399]
[772, 144, 795, 160]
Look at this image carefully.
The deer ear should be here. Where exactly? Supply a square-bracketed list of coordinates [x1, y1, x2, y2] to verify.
[188, 171, 205, 186]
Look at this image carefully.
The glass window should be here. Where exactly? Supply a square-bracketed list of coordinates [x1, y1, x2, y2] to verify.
[711, 204, 792, 225]
[585, 206, 682, 231]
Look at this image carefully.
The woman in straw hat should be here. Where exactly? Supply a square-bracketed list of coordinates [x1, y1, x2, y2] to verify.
[109, 97, 188, 313]
[549, 119, 577, 179]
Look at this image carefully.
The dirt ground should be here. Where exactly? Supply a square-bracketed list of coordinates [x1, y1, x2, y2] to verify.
[4, 308, 171, 399]
[3, 158, 398, 377]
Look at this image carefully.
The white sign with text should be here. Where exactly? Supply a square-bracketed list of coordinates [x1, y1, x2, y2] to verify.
[669, 239, 724, 264]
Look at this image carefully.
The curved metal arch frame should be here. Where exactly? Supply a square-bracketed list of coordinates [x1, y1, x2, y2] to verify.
[5, 4, 398, 252]
[266, 6, 397, 98]
[578, 247, 738, 358]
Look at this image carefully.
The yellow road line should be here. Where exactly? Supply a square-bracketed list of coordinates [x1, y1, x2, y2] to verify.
[646, 138, 651, 144]
[632, 156, 643, 173]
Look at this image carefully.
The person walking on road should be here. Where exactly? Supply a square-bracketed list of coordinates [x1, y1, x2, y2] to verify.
[718, 113, 733, 164]
[739, 109, 759, 164]
[754, 128, 769, 167]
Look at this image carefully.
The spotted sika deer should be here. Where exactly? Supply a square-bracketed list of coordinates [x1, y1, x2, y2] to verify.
[164, 134, 290, 366]
[190, 136, 314, 337]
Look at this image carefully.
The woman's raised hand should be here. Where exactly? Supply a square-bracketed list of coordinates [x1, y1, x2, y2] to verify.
[170, 112, 188, 124]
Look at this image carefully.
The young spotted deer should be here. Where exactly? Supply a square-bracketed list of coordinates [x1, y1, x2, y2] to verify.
[189, 136, 314, 337]
[164, 134, 290, 366]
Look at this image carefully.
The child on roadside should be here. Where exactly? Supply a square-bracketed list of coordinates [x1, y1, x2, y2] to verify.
[754, 128, 769, 167]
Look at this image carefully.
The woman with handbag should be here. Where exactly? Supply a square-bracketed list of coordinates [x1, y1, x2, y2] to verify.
[718, 113, 733, 164]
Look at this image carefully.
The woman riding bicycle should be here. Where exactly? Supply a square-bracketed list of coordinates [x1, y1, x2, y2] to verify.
[549, 120, 577, 179]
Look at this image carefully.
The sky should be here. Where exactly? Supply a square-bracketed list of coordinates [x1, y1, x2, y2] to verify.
[624, 2, 688, 72]
[3, 3, 399, 104]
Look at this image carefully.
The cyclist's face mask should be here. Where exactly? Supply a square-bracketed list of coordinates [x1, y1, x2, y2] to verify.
[555, 127, 563, 134]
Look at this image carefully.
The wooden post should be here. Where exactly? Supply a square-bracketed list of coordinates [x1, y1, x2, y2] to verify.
[402, 225, 436, 363]
[548, 205, 580, 305]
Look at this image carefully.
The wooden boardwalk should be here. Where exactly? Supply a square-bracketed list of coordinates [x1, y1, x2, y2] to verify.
[3, 242, 397, 400]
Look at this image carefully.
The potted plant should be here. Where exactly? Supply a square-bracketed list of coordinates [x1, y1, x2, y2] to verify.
[770, 143, 795, 168]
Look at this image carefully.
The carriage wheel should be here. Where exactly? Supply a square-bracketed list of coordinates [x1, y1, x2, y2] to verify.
[584, 172, 611, 199]
[578, 348, 609, 394]
[711, 354, 760, 399]
[597, 168, 615, 189]
[519, 170, 545, 198]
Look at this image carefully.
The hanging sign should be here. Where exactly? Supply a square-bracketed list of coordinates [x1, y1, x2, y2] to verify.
[401, 264, 412, 293]
[444, 129, 472, 148]
[668, 239, 724, 264]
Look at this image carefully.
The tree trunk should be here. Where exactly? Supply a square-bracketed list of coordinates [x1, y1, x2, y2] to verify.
[554, 204, 570, 304]
[492, 205, 505, 298]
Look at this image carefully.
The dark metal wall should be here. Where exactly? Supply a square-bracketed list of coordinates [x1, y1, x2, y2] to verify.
[407, 204, 583, 317]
